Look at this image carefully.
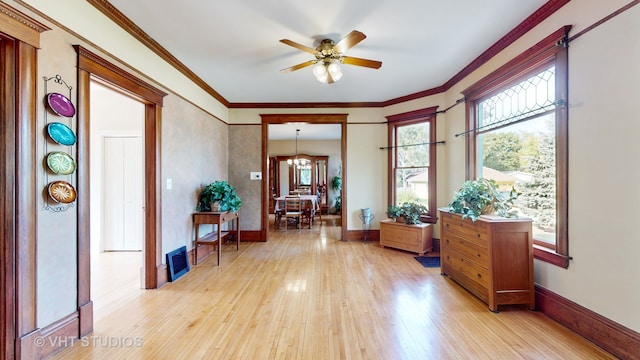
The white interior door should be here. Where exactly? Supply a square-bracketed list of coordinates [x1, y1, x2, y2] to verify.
[102, 136, 143, 251]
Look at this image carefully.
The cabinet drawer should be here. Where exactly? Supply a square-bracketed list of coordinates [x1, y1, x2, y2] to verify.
[443, 247, 489, 288]
[442, 234, 489, 268]
[442, 220, 488, 248]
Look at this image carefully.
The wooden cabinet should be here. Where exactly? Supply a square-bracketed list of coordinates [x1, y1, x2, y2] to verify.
[380, 219, 433, 255]
[439, 209, 534, 312]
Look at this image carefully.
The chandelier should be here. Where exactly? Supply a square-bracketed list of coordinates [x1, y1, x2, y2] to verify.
[287, 128, 309, 168]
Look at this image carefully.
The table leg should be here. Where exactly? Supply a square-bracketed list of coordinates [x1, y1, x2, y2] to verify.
[194, 225, 199, 265]
[217, 223, 221, 266]
[236, 217, 240, 251]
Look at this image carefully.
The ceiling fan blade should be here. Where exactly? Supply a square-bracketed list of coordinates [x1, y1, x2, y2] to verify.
[279, 39, 317, 54]
[334, 30, 366, 53]
[341, 56, 382, 69]
[280, 60, 317, 73]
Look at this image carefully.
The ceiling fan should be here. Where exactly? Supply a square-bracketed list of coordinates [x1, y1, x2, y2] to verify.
[279, 30, 382, 84]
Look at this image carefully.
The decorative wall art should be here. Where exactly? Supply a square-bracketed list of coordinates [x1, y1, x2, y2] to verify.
[43, 74, 77, 212]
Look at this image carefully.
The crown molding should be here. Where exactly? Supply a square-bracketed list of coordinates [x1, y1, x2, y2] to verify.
[0, 2, 50, 48]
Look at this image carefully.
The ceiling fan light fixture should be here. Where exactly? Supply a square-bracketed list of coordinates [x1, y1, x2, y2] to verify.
[327, 62, 342, 81]
[313, 63, 328, 83]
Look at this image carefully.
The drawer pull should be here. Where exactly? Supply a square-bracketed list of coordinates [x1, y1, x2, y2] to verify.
[446, 239, 450, 244]
[446, 223, 449, 228]
[477, 233, 481, 238]
[477, 274, 482, 279]
[477, 253, 481, 258]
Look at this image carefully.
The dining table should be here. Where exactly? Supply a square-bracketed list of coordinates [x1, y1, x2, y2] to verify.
[274, 195, 321, 228]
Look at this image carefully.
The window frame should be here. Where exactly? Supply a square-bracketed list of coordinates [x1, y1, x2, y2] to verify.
[386, 107, 438, 223]
[462, 26, 571, 268]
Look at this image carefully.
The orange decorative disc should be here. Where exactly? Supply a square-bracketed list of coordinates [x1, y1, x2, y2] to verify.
[47, 181, 77, 203]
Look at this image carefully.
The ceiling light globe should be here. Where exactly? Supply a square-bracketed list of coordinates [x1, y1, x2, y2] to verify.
[313, 63, 328, 83]
[327, 62, 342, 81]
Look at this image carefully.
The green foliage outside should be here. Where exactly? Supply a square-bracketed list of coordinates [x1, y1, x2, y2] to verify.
[518, 135, 556, 232]
[480, 128, 556, 234]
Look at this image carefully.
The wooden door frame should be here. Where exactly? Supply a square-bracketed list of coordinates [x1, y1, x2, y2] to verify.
[74, 45, 167, 336]
[0, 4, 49, 359]
[261, 114, 347, 241]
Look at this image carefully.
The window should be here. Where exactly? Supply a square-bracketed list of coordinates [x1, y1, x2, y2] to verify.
[462, 27, 570, 268]
[387, 107, 438, 222]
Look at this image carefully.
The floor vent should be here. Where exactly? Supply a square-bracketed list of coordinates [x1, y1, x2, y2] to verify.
[166, 246, 190, 282]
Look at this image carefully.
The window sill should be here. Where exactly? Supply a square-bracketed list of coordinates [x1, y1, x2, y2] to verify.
[420, 215, 438, 224]
[533, 244, 570, 268]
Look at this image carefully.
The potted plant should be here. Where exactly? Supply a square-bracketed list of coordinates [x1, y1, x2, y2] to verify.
[448, 178, 519, 221]
[387, 202, 427, 225]
[386, 205, 403, 221]
[399, 202, 428, 225]
[331, 174, 342, 214]
[196, 180, 243, 212]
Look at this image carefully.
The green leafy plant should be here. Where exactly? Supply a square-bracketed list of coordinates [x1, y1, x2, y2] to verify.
[196, 180, 243, 212]
[448, 178, 519, 221]
[386, 205, 403, 220]
[387, 202, 427, 225]
[331, 175, 342, 214]
[399, 202, 428, 225]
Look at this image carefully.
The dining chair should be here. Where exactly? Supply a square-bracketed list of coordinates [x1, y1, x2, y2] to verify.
[273, 195, 285, 229]
[284, 196, 302, 230]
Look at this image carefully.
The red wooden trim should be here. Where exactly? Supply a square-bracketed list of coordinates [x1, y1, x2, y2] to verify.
[385, 106, 439, 123]
[1, 37, 17, 360]
[382, 87, 447, 107]
[345, 230, 380, 242]
[75, 68, 93, 337]
[15, 40, 38, 338]
[14, 312, 80, 358]
[536, 285, 640, 360]
[238, 230, 265, 241]
[230, 101, 383, 109]
[73, 45, 167, 105]
[533, 245, 569, 268]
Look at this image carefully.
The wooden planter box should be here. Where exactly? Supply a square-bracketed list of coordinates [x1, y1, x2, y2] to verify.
[379, 219, 433, 255]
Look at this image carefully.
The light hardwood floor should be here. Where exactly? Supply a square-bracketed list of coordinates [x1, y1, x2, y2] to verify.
[53, 216, 614, 359]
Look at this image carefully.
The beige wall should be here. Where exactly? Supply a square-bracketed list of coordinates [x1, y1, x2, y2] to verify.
[36, 25, 81, 328]
[229, 125, 262, 230]
[160, 92, 229, 255]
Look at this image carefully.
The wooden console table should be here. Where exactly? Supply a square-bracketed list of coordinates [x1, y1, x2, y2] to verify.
[192, 211, 240, 266]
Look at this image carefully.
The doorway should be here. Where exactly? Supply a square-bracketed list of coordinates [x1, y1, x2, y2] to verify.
[261, 114, 347, 241]
[89, 80, 145, 320]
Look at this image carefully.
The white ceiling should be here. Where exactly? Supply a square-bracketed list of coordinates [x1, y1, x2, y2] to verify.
[106, 0, 548, 105]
